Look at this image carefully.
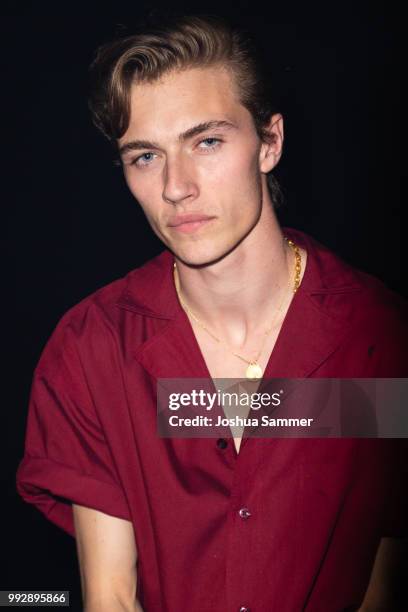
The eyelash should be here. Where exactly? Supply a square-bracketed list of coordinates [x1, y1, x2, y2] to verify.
[130, 137, 223, 167]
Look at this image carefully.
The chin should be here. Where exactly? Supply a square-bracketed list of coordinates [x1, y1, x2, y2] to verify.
[173, 251, 219, 268]
[172, 240, 241, 268]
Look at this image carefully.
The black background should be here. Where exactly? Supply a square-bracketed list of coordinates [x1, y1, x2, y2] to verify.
[2, 3, 405, 610]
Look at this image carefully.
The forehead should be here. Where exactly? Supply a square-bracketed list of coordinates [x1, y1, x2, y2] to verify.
[121, 65, 248, 143]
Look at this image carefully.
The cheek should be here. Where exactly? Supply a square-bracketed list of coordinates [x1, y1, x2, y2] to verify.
[198, 152, 261, 224]
[197, 146, 259, 191]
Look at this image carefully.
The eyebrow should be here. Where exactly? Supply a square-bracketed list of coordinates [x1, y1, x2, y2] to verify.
[118, 120, 238, 157]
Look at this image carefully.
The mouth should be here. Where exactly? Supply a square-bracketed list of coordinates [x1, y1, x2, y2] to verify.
[167, 214, 216, 234]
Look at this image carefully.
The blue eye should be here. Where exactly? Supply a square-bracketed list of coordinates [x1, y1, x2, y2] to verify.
[199, 138, 221, 148]
[133, 152, 156, 166]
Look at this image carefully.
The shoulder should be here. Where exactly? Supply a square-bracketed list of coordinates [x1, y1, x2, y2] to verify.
[288, 227, 408, 375]
[317, 240, 407, 335]
[346, 269, 408, 371]
[288, 226, 407, 325]
[35, 250, 170, 378]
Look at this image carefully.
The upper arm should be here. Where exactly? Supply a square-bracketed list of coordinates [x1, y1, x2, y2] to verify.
[73, 504, 138, 608]
[16, 315, 133, 538]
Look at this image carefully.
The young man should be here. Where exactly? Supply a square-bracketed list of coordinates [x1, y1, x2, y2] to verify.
[16, 15, 407, 612]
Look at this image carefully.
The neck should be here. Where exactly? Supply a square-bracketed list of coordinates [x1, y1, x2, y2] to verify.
[174, 198, 300, 349]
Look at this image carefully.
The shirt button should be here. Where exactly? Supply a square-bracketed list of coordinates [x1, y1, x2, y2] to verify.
[238, 507, 251, 519]
[239, 607, 250, 612]
[216, 438, 228, 449]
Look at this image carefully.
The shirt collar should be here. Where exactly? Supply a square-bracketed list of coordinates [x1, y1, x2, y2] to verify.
[115, 226, 362, 320]
[116, 226, 366, 380]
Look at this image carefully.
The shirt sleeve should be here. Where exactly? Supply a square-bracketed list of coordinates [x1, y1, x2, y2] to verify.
[16, 310, 131, 537]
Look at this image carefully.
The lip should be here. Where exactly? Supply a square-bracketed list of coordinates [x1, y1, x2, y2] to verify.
[168, 214, 215, 233]
[168, 214, 215, 227]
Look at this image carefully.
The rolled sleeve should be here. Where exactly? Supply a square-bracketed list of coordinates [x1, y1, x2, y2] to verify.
[16, 454, 131, 537]
[16, 312, 131, 537]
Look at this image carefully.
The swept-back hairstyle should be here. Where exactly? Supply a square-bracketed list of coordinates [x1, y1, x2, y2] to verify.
[88, 14, 283, 206]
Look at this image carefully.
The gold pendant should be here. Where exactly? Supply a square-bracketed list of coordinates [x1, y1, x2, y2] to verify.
[245, 362, 263, 380]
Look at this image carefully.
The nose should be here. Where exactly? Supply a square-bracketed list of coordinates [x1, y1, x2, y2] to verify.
[162, 152, 198, 205]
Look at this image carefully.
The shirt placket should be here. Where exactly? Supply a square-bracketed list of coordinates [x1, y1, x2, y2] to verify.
[215, 436, 264, 612]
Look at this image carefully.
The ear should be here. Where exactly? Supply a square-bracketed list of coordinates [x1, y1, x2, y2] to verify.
[258, 113, 284, 174]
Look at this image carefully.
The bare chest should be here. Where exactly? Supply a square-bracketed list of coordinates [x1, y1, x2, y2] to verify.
[190, 325, 284, 454]
[194, 326, 282, 379]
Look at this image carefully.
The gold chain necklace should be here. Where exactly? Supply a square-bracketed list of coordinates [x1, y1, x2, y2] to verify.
[173, 237, 301, 380]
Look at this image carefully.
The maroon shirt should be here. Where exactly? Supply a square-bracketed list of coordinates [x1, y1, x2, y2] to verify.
[16, 227, 408, 611]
